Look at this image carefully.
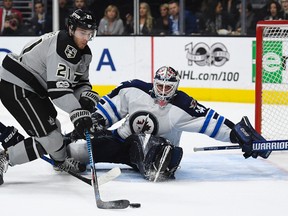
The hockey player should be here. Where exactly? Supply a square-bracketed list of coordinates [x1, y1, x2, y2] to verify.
[0, 9, 100, 185]
[66, 66, 271, 182]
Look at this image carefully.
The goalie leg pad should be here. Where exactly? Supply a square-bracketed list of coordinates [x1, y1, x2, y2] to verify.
[144, 144, 183, 181]
[144, 144, 172, 181]
[127, 134, 183, 181]
[168, 146, 183, 176]
[127, 135, 145, 175]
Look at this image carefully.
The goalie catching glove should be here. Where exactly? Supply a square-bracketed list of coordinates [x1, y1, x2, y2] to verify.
[91, 112, 106, 131]
[70, 109, 93, 138]
[79, 90, 100, 113]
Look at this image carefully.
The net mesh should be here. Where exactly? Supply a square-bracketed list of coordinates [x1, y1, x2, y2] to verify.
[260, 26, 288, 140]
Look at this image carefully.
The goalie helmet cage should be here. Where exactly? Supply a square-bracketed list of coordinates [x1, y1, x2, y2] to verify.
[255, 20, 288, 140]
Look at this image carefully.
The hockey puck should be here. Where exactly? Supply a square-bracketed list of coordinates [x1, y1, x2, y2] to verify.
[129, 203, 141, 208]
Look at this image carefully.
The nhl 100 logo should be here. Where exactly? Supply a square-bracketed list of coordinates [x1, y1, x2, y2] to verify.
[185, 42, 230, 67]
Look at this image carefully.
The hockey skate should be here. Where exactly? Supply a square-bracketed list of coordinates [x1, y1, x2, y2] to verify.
[0, 150, 9, 185]
[53, 157, 86, 173]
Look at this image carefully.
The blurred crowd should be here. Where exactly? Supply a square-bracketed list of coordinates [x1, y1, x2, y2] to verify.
[1, 0, 288, 36]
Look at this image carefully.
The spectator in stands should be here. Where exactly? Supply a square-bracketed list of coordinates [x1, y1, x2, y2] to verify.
[263, 0, 283, 20]
[168, 0, 180, 35]
[139, 2, 154, 35]
[123, 2, 154, 35]
[72, 0, 87, 11]
[168, 0, 199, 35]
[153, 3, 169, 35]
[123, 12, 134, 35]
[199, 0, 233, 35]
[59, 0, 70, 30]
[0, 0, 23, 35]
[97, 4, 124, 35]
[233, 2, 256, 36]
[280, 0, 288, 19]
[29, 1, 52, 35]
[221, 0, 239, 30]
[222, 0, 239, 15]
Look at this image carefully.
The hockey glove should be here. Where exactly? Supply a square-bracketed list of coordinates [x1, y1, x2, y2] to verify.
[79, 90, 100, 113]
[91, 112, 106, 131]
[70, 109, 93, 138]
[230, 116, 271, 159]
[0, 126, 24, 150]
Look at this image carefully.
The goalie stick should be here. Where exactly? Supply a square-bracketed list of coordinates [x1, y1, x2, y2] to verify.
[193, 145, 241, 152]
[194, 139, 288, 152]
[41, 155, 121, 186]
[85, 130, 140, 209]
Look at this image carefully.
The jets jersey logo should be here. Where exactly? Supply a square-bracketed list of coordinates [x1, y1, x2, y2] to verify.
[65, 45, 77, 58]
[129, 111, 158, 135]
[189, 98, 197, 109]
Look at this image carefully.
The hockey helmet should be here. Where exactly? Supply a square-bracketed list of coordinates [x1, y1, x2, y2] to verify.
[152, 66, 180, 107]
[68, 9, 97, 39]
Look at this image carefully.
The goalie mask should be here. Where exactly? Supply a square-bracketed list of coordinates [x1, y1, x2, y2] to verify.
[152, 66, 180, 107]
[68, 9, 97, 41]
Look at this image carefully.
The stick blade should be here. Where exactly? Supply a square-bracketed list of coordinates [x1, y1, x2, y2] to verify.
[97, 199, 130, 209]
[98, 167, 121, 186]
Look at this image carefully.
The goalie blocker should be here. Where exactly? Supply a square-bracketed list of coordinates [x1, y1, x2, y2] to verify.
[230, 116, 271, 159]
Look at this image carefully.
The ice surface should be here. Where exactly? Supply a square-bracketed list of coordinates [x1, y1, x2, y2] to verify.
[1, 102, 288, 216]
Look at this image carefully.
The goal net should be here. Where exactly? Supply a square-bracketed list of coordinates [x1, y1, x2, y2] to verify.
[256, 20, 288, 140]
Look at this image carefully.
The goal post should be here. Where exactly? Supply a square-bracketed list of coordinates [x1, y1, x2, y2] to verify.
[256, 20, 288, 140]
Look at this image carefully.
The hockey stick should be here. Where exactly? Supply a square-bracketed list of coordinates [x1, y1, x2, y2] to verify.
[194, 140, 288, 152]
[0, 120, 121, 186]
[252, 140, 288, 151]
[193, 145, 241, 152]
[85, 130, 136, 209]
[41, 155, 121, 186]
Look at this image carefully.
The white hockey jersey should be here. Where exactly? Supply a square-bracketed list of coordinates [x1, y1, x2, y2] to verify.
[96, 79, 234, 146]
